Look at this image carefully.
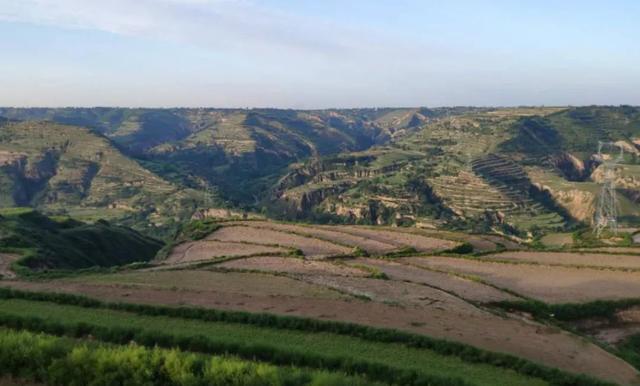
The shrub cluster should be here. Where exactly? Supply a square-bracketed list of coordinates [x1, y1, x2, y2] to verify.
[0, 327, 374, 386]
[0, 288, 613, 386]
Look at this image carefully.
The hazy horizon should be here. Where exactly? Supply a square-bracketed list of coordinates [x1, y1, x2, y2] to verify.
[1, 0, 639, 108]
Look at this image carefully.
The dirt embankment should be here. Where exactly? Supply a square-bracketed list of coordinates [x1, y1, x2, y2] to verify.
[0, 254, 19, 279]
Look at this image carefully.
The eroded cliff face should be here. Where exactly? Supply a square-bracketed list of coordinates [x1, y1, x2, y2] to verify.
[591, 165, 640, 190]
[550, 188, 596, 223]
[551, 152, 597, 181]
[0, 150, 58, 205]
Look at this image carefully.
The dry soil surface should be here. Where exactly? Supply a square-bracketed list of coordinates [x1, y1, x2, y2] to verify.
[348, 258, 518, 303]
[2, 278, 637, 385]
[404, 256, 640, 303]
[324, 226, 457, 252]
[235, 221, 398, 254]
[164, 240, 288, 264]
[219, 256, 368, 277]
[0, 253, 18, 279]
[486, 251, 640, 270]
[208, 226, 350, 258]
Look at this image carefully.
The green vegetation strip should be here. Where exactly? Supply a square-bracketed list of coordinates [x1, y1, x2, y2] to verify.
[0, 288, 612, 386]
[0, 327, 376, 386]
[0, 298, 527, 386]
[492, 298, 640, 321]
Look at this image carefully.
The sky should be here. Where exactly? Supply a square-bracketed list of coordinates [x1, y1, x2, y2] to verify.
[0, 0, 638, 108]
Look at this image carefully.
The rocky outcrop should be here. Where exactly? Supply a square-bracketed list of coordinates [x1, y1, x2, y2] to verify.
[191, 208, 263, 220]
[0, 150, 58, 205]
[540, 186, 595, 223]
[551, 152, 597, 181]
[591, 165, 640, 189]
[280, 182, 353, 212]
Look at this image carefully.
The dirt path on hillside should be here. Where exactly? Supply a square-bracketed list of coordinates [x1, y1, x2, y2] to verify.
[0, 254, 18, 279]
[2, 279, 638, 385]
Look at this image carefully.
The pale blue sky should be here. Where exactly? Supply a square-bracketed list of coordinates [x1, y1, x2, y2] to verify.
[0, 0, 638, 108]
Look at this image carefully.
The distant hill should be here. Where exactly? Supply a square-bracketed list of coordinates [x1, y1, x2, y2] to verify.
[0, 107, 462, 204]
[271, 106, 640, 234]
[0, 209, 163, 273]
[0, 120, 206, 235]
[1, 106, 639, 236]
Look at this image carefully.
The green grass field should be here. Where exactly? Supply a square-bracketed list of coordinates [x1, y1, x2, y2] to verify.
[0, 298, 548, 386]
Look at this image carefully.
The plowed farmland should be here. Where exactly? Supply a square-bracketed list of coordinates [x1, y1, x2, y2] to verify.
[3, 220, 640, 385]
[403, 255, 640, 303]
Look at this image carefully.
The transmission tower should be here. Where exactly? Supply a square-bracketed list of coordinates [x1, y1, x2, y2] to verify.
[594, 141, 624, 237]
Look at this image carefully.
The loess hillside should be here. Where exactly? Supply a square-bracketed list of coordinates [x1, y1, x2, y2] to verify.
[1, 106, 640, 237]
[0, 120, 206, 235]
[272, 106, 640, 235]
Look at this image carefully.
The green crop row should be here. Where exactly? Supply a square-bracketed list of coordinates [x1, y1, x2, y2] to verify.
[0, 327, 377, 386]
[0, 303, 472, 386]
[0, 288, 612, 386]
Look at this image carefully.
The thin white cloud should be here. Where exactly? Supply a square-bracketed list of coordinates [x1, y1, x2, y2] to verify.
[0, 0, 360, 56]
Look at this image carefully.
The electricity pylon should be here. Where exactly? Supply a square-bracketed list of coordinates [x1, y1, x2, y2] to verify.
[594, 141, 624, 237]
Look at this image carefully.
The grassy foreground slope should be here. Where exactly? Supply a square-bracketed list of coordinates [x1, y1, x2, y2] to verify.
[0, 289, 613, 386]
[0, 209, 162, 272]
[0, 328, 377, 386]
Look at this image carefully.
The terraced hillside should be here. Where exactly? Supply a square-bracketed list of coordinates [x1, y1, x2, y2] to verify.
[0, 107, 452, 205]
[272, 107, 572, 233]
[272, 106, 640, 233]
[2, 106, 639, 234]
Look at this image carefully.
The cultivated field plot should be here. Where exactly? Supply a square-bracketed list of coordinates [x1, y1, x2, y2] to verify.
[2, 271, 638, 384]
[219, 256, 369, 277]
[62, 270, 348, 301]
[575, 247, 640, 255]
[403, 256, 640, 303]
[486, 251, 640, 270]
[236, 221, 398, 254]
[164, 240, 289, 264]
[348, 258, 518, 303]
[322, 226, 458, 252]
[208, 225, 351, 258]
[0, 298, 550, 386]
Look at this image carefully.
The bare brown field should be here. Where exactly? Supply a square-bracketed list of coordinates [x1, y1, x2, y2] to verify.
[487, 251, 640, 269]
[348, 258, 518, 303]
[380, 227, 502, 252]
[2, 274, 637, 384]
[0, 253, 18, 279]
[163, 240, 288, 264]
[0, 377, 42, 386]
[323, 226, 457, 252]
[403, 255, 640, 303]
[219, 256, 369, 277]
[540, 233, 574, 247]
[61, 270, 348, 301]
[575, 247, 640, 255]
[235, 221, 398, 254]
[208, 225, 351, 258]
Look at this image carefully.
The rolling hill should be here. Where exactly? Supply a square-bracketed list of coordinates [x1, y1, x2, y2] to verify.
[1, 106, 639, 237]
